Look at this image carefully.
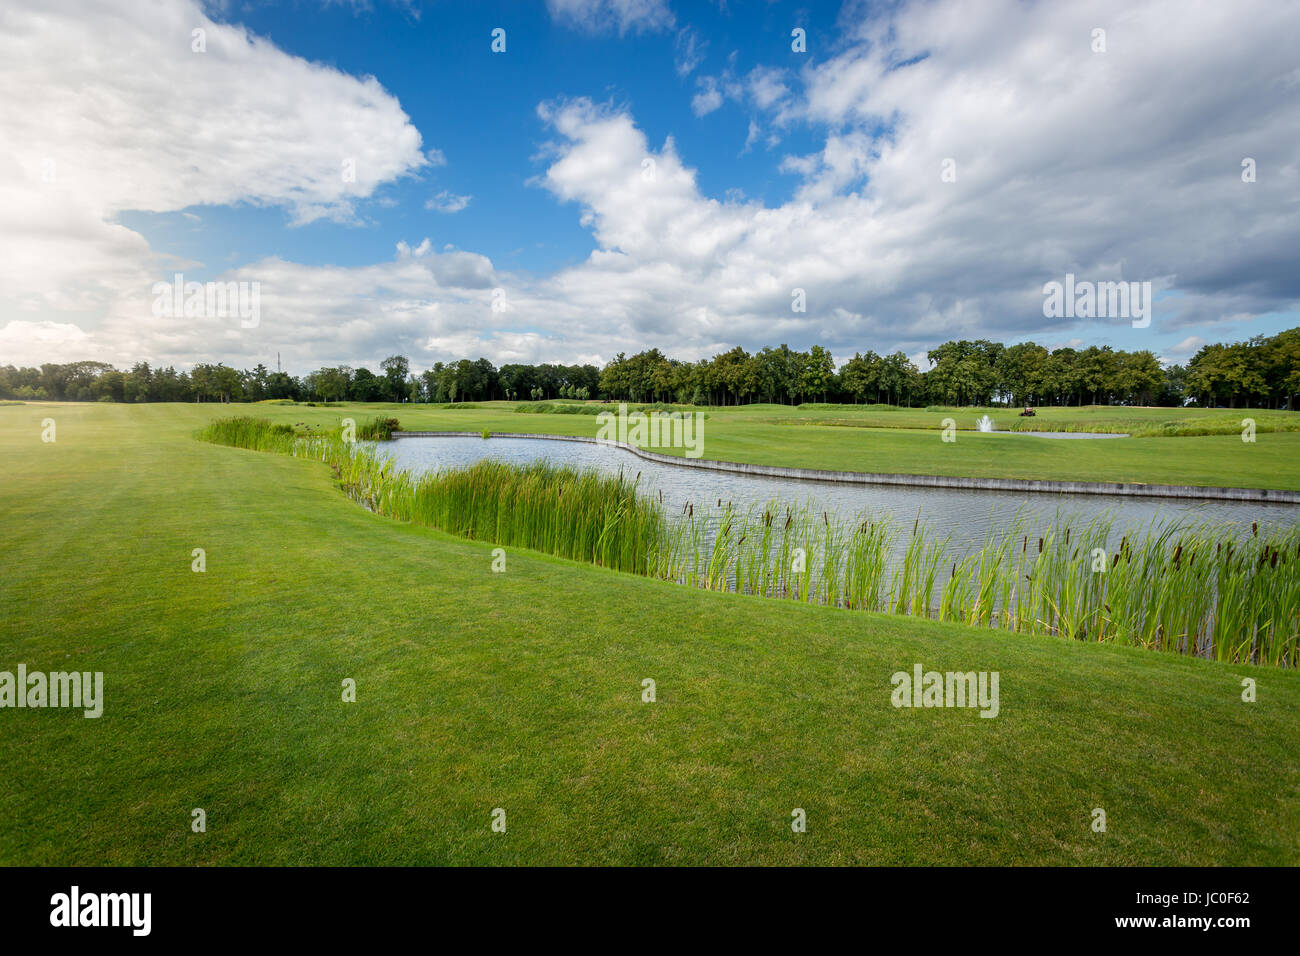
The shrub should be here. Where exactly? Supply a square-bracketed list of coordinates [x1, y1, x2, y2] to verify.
[516, 401, 707, 418]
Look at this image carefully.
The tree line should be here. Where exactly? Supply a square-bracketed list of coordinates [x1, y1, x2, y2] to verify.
[3, 327, 1296, 409]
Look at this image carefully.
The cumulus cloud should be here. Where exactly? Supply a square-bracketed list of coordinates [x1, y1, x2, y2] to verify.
[0, 320, 93, 368]
[521, 0, 1300, 364]
[81, 238, 506, 374]
[0, 0, 427, 360]
[4, 0, 1298, 374]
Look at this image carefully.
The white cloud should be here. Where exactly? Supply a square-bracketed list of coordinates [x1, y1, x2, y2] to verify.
[0, 0, 427, 352]
[0, 320, 93, 367]
[5, 0, 1299, 375]
[545, 0, 675, 36]
[1169, 336, 1207, 357]
[516, 0, 1300, 365]
[674, 27, 706, 77]
[746, 66, 790, 111]
[691, 79, 724, 117]
[425, 191, 472, 213]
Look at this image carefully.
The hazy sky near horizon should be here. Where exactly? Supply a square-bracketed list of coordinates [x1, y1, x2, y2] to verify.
[1, 0, 1298, 376]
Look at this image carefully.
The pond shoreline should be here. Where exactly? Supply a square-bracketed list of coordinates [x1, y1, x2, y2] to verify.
[391, 431, 1300, 504]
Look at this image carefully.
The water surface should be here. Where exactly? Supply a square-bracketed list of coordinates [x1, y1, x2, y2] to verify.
[379, 435, 1297, 554]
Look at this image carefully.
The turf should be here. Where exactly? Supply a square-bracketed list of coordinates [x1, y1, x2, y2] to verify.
[1, 401, 1297, 865]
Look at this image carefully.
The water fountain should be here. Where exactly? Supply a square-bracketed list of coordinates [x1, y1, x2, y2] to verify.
[976, 415, 995, 432]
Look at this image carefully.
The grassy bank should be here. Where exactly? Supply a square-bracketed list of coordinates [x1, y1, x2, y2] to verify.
[3, 401, 1298, 865]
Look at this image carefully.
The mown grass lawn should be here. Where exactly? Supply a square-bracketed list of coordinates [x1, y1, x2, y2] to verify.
[1, 401, 1298, 865]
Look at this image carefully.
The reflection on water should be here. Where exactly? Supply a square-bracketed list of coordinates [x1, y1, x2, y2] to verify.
[378, 436, 1298, 556]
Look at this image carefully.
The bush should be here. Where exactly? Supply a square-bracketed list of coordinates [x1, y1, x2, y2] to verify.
[516, 401, 707, 418]
[799, 402, 899, 411]
[514, 401, 600, 415]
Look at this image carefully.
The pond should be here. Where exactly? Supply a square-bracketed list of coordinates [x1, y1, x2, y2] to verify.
[378, 435, 1298, 555]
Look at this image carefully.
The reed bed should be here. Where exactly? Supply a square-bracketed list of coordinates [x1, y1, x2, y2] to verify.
[372, 459, 663, 574]
[199, 417, 1300, 666]
[662, 501, 1298, 666]
[196, 416, 299, 452]
[198, 416, 662, 575]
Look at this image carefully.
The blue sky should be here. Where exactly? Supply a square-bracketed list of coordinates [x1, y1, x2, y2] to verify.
[130, 0, 835, 278]
[2, 0, 1298, 375]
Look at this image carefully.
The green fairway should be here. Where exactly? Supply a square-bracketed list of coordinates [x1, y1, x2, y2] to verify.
[1, 401, 1298, 865]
